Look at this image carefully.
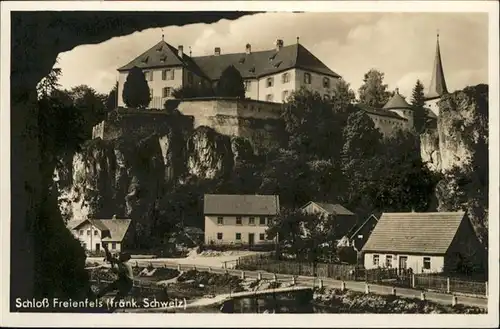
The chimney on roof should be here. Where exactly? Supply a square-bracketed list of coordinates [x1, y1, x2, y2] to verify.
[395, 88, 400, 94]
[214, 47, 221, 56]
[275, 39, 284, 51]
[245, 43, 251, 54]
[189, 46, 192, 57]
[178, 45, 184, 57]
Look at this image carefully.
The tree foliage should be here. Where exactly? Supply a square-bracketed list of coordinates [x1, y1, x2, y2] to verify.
[172, 82, 215, 99]
[122, 66, 151, 108]
[358, 69, 391, 108]
[216, 65, 246, 98]
[106, 82, 118, 111]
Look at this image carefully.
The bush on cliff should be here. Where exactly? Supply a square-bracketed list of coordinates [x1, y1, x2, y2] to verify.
[216, 65, 245, 98]
[123, 66, 151, 108]
[172, 83, 215, 99]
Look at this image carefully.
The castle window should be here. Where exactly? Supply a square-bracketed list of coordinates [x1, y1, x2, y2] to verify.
[323, 77, 330, 88]
[304, 73, 311, 84]
[282, 90, 289, 102]
[273, 61, 282, 68]
[259, 233, 265, 240]
[269, 53, 277, 61]
[266, 94, 274, 102]
[244, 80, 251, 91]
[282, 72, 290, 84]
[235, 233, 241, 240]
[266, 77, 274, 88]
[236, 217, 242, 225]
[249, 217, 255, 225]
[162, 69, 174, 80]
[217, 232, 223, 240]
[217, 217, 224, 225]
[163, 87, 171, 98]
[145, 71, 153, 81]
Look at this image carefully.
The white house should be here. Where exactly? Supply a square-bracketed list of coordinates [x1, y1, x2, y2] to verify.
[361, 212, 485, 274]
[68, 216, 132, 252]
[203, 194, 279, 246]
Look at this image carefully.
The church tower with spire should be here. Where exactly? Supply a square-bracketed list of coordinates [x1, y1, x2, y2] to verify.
[425, 32, 449, 114]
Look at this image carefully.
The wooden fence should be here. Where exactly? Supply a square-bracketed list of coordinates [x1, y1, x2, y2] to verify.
[237, 254, 488, 297]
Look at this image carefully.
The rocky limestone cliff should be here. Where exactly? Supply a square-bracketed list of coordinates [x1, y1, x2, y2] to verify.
[54, 124, 256, 231]
[420, 84, 489, 244]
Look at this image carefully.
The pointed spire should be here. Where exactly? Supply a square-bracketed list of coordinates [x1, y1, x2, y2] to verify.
[425, 31, 448, 100]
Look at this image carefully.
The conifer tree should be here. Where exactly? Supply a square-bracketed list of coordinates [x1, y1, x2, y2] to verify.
[411, 79, 427, 133]
[216, 65, 246, 98]
[122, 66, 151, 108]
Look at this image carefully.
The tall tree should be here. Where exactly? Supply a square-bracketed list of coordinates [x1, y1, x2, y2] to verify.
[37, 67, 62, 99]
[330, 78, 356, 114]
[172, 82, 215, 99]
[106, 82, 119, 111]
[410, 79, 428, 133]
[282, 87, 342, 160]
[216, 65, 246, 98]
[358, 69, 391, 108]
[122, 66, 151, 108]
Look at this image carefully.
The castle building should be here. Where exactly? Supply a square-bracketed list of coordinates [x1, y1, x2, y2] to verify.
[117, 37, 342, 108]
[358, 33, 446, 137]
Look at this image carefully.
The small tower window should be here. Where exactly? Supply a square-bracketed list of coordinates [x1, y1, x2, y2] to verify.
[304, 73, 311, 84]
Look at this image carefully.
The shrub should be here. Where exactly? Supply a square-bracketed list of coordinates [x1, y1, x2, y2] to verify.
[122, 66, 151, 108]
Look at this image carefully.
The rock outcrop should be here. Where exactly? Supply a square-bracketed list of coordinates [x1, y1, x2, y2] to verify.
[422, 84, 489, 244]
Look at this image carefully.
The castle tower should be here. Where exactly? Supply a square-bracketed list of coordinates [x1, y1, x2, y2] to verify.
[383, 88, 414, 129]
[425, 33, 449, 113]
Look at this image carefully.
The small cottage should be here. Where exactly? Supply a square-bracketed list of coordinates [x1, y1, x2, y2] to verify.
[301, 201, 356, 239]
[361, 212, 485, 274]
[69, 216, 132, 252]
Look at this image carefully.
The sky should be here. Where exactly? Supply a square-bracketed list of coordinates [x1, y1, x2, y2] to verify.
[56, 12, 489, 99]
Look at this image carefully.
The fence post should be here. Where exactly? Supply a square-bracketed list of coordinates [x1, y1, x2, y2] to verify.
[318, 279, 323, 289]
[411, 274, 415, 288]
[420, 291, 426, 301]
[391, 287, 396, 296]
[273, 273, 278, 282]
[341, 281, 346, 292]
[365, 283, 370, 294]
[258, 272, 262, 280]
[208, 267, 212, 272]
[292, 276, 296, 285]
[485, 281, 488, 296]
[177, 264, 181, 271]
[446, 277, 450, 293]
[452, 295, 458, 306]
[241, 271, 245, 279]
[223, 261, 227, 269]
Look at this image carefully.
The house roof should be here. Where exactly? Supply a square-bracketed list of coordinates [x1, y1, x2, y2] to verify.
[349, 214, 379, 240]
[184, 226, 204, 235]
[383, 90, 412, 110]
[361, 212, 466, 255]
[357, 104, 408, 121]
[118, 40, 341, 81]
[117, 40, 207, 78]
[204, 194, 279, 216]
[193, 43, 341, 81]
[72, 218, 132, 242]
[302, 201, 354, 216]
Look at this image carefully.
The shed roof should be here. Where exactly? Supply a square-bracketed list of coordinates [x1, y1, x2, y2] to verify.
[204, 194, 279, 216]
[361, 212, 466, 255]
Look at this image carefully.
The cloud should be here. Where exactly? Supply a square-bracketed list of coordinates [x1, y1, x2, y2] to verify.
[55, 12, 488, 98]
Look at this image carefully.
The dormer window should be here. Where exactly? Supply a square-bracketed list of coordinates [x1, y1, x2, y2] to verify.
[142, 56, 149, 64]
[266, 77, 274, 88]
[156, 46, 163, 52]
[239, 57, 245, 64]
[304, 72, 312, 84]
[248, 67, 255, 73]
[273, 61, 282, 68]
[160, 56, 167, 62]
[269, 53, 277, 61]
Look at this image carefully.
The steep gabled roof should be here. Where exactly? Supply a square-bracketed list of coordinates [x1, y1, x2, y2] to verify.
[192, 43, 341, 80]
[383, 90, 412, 110]
[361, 212, 466, 255]
[349, 214, 379, 240]
[425, 34, 449, 100]
[204, 194, 279, 216]
[302, 201, 354, 216]
[118, 40, 184, 71]
[72, 218, 132, 242]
